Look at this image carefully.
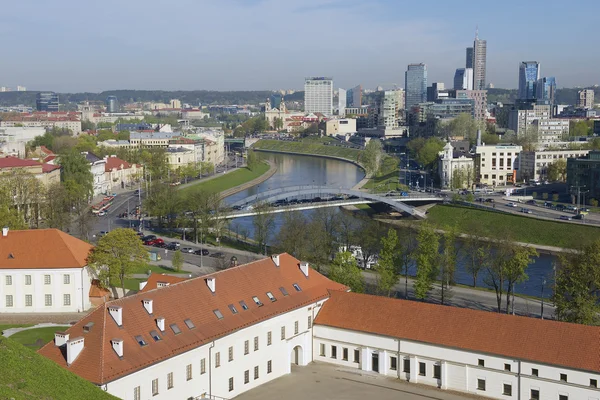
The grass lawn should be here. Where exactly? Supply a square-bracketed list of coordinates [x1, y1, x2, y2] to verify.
[426, 204, 600, 249]
[254, 139, 363, 164]
[0, 336, 118, 400]
[179, 162, 270, 195]
[9, 326, 70, 349]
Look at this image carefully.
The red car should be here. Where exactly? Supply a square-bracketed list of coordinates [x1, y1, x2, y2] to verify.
[144, 238, 164, 246]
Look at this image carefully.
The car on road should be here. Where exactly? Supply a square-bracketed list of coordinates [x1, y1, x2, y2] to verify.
[559, 215, 572, 221]
[520, 208, 532, 214]
[485, 198, 495, 203]
[98, 231, 108, 237]
[526, 200, 536, 205]
[210, 252, 225, 259]
[506, 202, 518, 207]
[97, 211, 106, 216]
[181, 247, 194, 253]
[144, 238, 164, 246]
[555, 204, 566, 211]
[166, 242, 180, 250]
[573, 214, 585, 220]
[194, 249, 210, 256]
[142, 235, 156, 241]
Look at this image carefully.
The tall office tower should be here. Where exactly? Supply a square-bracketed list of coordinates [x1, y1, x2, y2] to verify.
[535, 77, 556, 105]
[106, 95, 119, 113]
[466, 47, 474, 69]
[405, 63, 427, 109]
[518, 61, 541, 100]
[472, 32, 487, 90]
[304, 77, 333, 115]
[338, 88, 347, 116]
[454, 68, 474, 90]
[578, 89, 595, 109]
[36, 92, 59, 112]
[269, 93, 283, 110]
[346, 84, 362, 108]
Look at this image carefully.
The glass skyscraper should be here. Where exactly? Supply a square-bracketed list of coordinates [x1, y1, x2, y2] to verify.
[473, 36, 486, 90]
[405, 63, 427, 110]
[518, 61, 541, 100]
[535, 76, 556, 105]
[106, 95, 119, 113]
[466, 47, 474, 69]
[36, 92, 59, 112]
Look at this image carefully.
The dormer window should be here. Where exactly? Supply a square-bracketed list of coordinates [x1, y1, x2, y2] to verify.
[184, 319, 195, 329]
[252, 296, 264, 306]
[135, 335, 147, 346]
[279, 287, 289, 296]
[293, 283, 302, 292]
[266, 292, 276, 302]
[150, 330, 161, 341]
[228, 304, 238, 314]
[239, 301, 249, 310]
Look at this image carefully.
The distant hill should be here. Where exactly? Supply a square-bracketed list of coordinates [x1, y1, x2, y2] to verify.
[0, 336, 117, 400]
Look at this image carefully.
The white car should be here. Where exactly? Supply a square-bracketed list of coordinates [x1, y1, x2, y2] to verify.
[181, 247, 194, 253]
[506, 202, 518, 208]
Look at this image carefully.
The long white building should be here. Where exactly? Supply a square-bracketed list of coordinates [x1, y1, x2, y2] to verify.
[39, 254, 600, 400]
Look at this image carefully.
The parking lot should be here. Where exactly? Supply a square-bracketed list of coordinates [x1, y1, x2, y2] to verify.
[236, 362, 488, 400]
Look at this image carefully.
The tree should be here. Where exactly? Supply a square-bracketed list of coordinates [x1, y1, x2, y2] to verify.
[172, 250, 184, 272]
[328, 251, 364, 293]
[413, 224, 439, 300]
[276, 211, 309, 259]
[484, 238, 512, 312]
[253, 202, 275, 255]
[516, 125, 538, 152]
[552, 193, 559, 202]
[246, 149, 260, 171]
[362, 139, 384, 177]
[57, 150, 94, 200]
[44, 183, 71, 230]
[87, 228, 147, 295]
[353, 216, 385, 270]
[463, 223, 490, 287]
[438, 227, 459, 304]
[184, 189, 219, 244]
[407, 137, 444, 169]
[542, 192, 548, 200]
[442, 113, 481, 144]
[570, 120, 592, 137]
[553, 240, 600, 325]
[451, 168, 466, 190]
[398, 227, 417, 299]
[547, 158, 567, 182]
[504, 246, 538, 313]
[53, 136, 78, 153]
[376, 228, 399, 297]
[591, 198, 599, 207]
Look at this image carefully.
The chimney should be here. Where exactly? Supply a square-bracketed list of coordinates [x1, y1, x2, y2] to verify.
[476, 129, 482, 147]
[157, 317, 165, 332]
[143, 299, 153, 314]
[2, 227, 8, 237]
[271, 254, 280, 267]
[66, 337, 84, 365]
[54, 332, 69, 346]
[111, 338, 124, 358]
[300, 262, 309, 277]
[108, 305, 123, 326]
[206, 277, 216, 293]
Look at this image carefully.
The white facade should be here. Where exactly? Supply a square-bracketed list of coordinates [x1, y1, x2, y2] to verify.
[90, 159, 109, 196]
[578, 89, 595, 109]
[519, 149, 589, 182]
[0, 267, 91, 313]
[0, 120, 82, 135]
[338, 88, 347, 116]
[325, 118, 357, 136]
[313, 325, 600, 400]
[0, 127, 46, 157]
[304, 77, 333, 115]
[535, 119, 570, 143]
[438, 142, 475, 189]
[475, 144, 522, 186]
[166, 147, 195, 168]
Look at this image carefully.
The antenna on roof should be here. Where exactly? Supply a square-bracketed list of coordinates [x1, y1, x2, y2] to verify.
[475, 25, 479, 40]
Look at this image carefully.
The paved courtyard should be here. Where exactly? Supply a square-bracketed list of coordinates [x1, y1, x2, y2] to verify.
[236, 362, 489, 400]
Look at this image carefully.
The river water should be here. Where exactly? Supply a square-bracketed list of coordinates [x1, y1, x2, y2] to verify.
[226, 152, 556, 298]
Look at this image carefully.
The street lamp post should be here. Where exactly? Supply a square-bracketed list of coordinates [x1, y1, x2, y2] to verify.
[541, 278, 547, 319]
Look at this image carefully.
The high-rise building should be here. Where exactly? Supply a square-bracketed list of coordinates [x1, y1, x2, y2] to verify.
[36, 92, 59, 112]
[16, 86, 26, 92]
[454, 68, 474, 90]
[518, 61, 541, 100]
[106, 96, 119, 113]
[473, 33, 487, 90]
[376, 90, 405, 130]
[405, 63, 427, 110]
[466, 47, 474, 69]
[269, 93, 283, 110]
[578, 89, 595, 109]
[346, 85, 362, 108]
[456, 90, 488, 121]
[535, 77, 556, 106]
[427, 82, 447, 102]
[304, 77, 333, 115]
[338, 88, 347, 116]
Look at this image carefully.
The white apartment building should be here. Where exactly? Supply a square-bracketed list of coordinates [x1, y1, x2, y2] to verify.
[181, 109, 209, 120]
[508, 104, 551, 135]
[82, 152, 109, 196]
[475, 144, 522, 186]
[578, 89, 595, 109]
[304, 77, 333, 115]
[129, 132, 181, 148]
[535, 119, 570, 143]
[518, 149, 590, 182]
[0, 119, 82, 135]
[0, 228, 93, 313]
[325, 118, 357, 136]
[104, 156, 141, 191]
[166, 147, 195, 168]
[438, 142, 475, 189]
[0, 127, 46, 157]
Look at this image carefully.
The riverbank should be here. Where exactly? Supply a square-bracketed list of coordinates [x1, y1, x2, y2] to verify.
[219, 160, 277, 199]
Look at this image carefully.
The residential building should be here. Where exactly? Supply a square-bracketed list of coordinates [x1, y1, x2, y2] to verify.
[0, 127, 46, 157]
[567, 151, 600, 201]
[106, 96, 119, 113]
[535, 77, 556, 106]
[169, 99, 182, 109]
[115, 122, 152, 132]
[0, 157, 61, 186]
[181, 109, 210, 120]
[16, 86, 26, 91]
[104, 156, 141, 191]
[304, 77, 333, 115]
[456, 90, 488, 121]
[472, 33, 487, 90]
[474, 144, 522, 186]
[578, 89, 595, 109]
[453, 68, 473, 90]
[426, 82, 447, 102]
[412, 99, 473, 123]
[346, 85, 362, 108]
[376, 90, 404, 130]
[534, 119, 570, 144]
[129, 132, 181, 148]
[338, 88, 347, 116]
[166, 147, 195, 168]
[518, 62, 541, 100]
[188, 129, 225, 165]
[438, 141, 475, 189]
[0, 228, 93, 313]
[0, 112, 82, 135]
[82, 152, 109, 196]
[36, 92, 59, 112]
[465, 47, 474, 69]
[508, 104, 552, 135]
[519, 149, 589, 182]
[405, 64, 427, 109]
[324, 119, 357, 136]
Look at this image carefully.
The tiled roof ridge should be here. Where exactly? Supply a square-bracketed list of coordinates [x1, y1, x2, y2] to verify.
[99, 303, 107, 384]
[55, 230, 85, 267]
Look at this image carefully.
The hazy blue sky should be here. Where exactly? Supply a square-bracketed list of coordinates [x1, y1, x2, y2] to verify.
[1, 0, 597, 92]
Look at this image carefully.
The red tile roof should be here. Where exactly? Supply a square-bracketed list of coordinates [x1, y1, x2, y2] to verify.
[0, 156, 59, 173]
[104, 156, 132, 172]
[139, 273, 188, 293]
[0, 229, 93, 269]
[38, 254, 347, 384]
[315, 291, 600, 373]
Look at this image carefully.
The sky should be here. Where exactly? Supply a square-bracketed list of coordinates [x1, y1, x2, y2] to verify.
[0, 0, 598, 92]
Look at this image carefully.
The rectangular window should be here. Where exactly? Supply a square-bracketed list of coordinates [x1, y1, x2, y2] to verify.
[433, 364, 441, 379]
[244, 340, 249, 355]
[293, 283, 302, 291]
[63, 274, 70, 284]
[239, 300, 248, 310]
[279, 286, 289, 296]
[478, 359, 484, 367]
[228, 377, 234, 392]
[213, 309, 224, 319]
[254, 366, 259, 380]
[201, 358, 206, 374]
[419, 362, 426, 376]
[228, 304, 238, 314]
[5, 275, 12, 285]
[244, 370, 249, 384]
[267, 331, 272, 346]
[591, 379, 598, 388]
[342, 348, 348, 361]
[403, 358, 410, 373]
[44, 275, 51, 285]
[477, 378, 486, 391]
[170, 324, 181, 334]
[331, 346, 337, 359]
[531, 368, 538, 376]
[294, 321, 299, 335]
[64, 294, 71, 306]
[281, 326, 285, 340]
[152, 378, 159, 396]
[254, 336, 259, 351]
[354, 349, 360, 363]
[266, 291, 276, 301]
[167, 372, 173, 389]
[320, 343, 325, 356]
[503, 383, 512, 396]
[504, 363, 511, 372]
[6, 295, 13, 307]
[45, 294, 52, 306]
[267, 360, 272, 374]
[186, 364, 192, 380]
[558, 395, 567, 400]
[252, 296, 263, 306]
[134, 386, 141, 400]
[530, 389, 539, 400]
[25, 294, 32, 307]
[560, 373, 567, 382]
[184, 319, 195, 329]
[308, 316, 312, 329]
[229, 346, 234, 362]
[215, 352, 220, 368]
[390, 356, 397, 371]
[25, 275, 31, 285]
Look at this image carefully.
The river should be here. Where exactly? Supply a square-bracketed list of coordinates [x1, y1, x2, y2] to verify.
[225, 152, 557, 298]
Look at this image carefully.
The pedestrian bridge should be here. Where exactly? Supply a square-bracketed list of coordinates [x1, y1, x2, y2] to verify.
[225, 186, 443, 219]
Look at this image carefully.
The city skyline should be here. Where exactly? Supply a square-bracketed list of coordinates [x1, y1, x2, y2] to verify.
[0, 0, 598, 92]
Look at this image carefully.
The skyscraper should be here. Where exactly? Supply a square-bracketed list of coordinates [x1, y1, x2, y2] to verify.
[106, 95, 119, 113]
[36, 92, 59, 112]
[578, 89, 595, 109]
[405, 63, 427, 110]
[465, 47, 474, 69]
[453, 68, 474, 90]
[472, 32, 487, 90]
[304, 77, 333, 115]
[269, 93, 283, 110]
[518, 61, 541, 100]
[535, 77, 556, 105]
[338, 88, 347, 116]
[346, 85, 362, 108]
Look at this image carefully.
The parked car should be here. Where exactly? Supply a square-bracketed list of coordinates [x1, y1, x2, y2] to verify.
[573, 214, 585, 220]
[559, 215, 572, 221]
[145, 238, 164, 246]
[210, 252, 225, 259]
[97, 211, 106, 217]
[520, 208, 532, 214]
[555, 204, 566, 211]
[181, 247, 194, 253]
[485, 198, 495, 203]
[506, 202, 518, 208]
[166, 242, 180, 250]
[525, 200, 536, 205]
[194, 249, 210, 256]
[98, 231, 108, 237]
